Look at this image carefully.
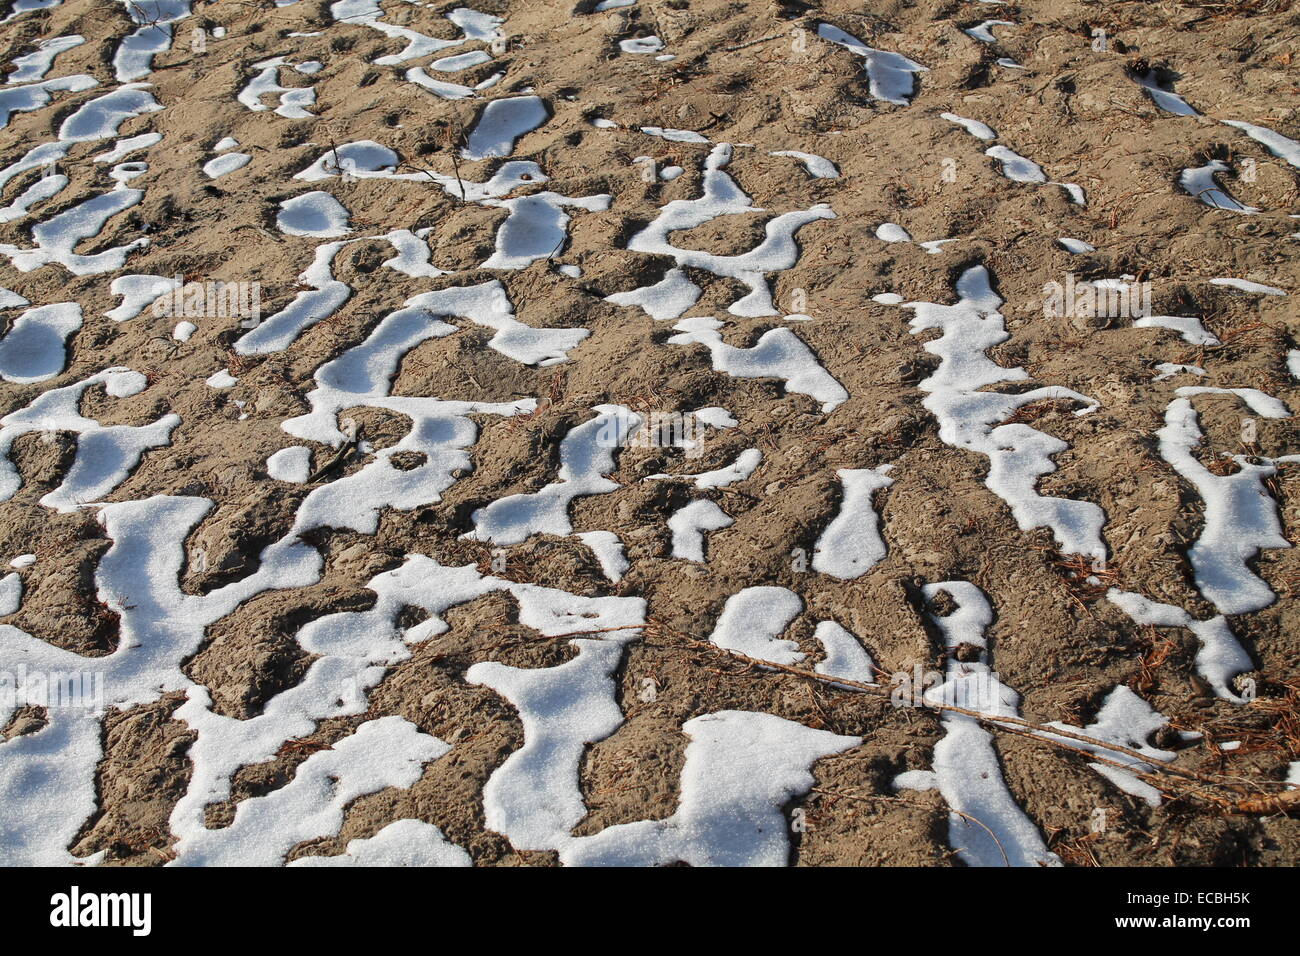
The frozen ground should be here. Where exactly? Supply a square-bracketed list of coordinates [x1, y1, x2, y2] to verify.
[0, 0, 1297, 867]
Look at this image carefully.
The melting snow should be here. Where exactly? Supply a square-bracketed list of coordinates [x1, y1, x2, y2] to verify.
[276, 191, 353, 237]
[1179, 160, 1257, 213]
[58, 84, 163, 141]
[707, 586, 805, 665]
[238, 58, 317, 118]
[1222, 120, 1300, 169]
[5, 35, 84, 84]
[1209, 277, 1286, 296]
[940, 112, 997, 141]
[1109, 590, 1252, 700]
[770, 150, 839, 178]
[668, 317, 848, 412]
[816, 23, 927, 106]
[963, 20, 1014, 43]
[1058, 237, 1096, 254]
[813, 621, 875, 683]
[0, 303, 81, 383]
[625, 143, 835, 316]
[1155, 387, 1291, 615]
[267, 446, 313, 483]
[620, 37, 664, 54]
[288, 819, 470, 867]
[1131, 69, 1198, 116]
[811, 465, 894, 579]
[0, 368, 178, 511]
[668, 499, 733, 561]
[879, 266, 1103, 556]
[460, 96, 549, 160]
[897, 582, 1060, 867]
[559, 711, 859, 866]
[0, 75, 97, 129]
[604, 267, 702, 321]
[467, 405, 639, 545]
[576, 530, 628, 582]
[203, 151, 251, 179]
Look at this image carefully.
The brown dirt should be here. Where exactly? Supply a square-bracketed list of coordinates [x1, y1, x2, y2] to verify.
[1, 0, 1298, 866]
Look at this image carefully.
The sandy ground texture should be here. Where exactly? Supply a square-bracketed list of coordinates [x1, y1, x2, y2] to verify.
[0, 0, 1298, 867]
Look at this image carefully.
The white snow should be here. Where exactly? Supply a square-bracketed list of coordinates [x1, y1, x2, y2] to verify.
[246, 244, 355, 339]
[560, 711, 860, 866]
[58, 83, 163, 142]
[0, 572, 22, 614]
[817, 23, 927, 106]
[876, 222, 913, 243]
[171, 717, 447, 866]
[1131, 69, 1197, 116]
[1044, 683, 1182, 806]
[467, 612, 645, 849]
[467, 405, 640, 545]
[940, 112, 997, 140]
[620, 146, 832, 309]
[640, 126, 709, 143]
[604, 267, 702, 320]
[1155, 388, 1291, 616]
[92, 132, 161, 163]
[1209, 277, 1286, 296]
[1179, 160, 1257, 213]
[671, 447, 762, 488]
[481, 190, 611, 269]
[0, 173, 68, 224]
[460, 96, 549, 160]
[811, 465, 893, 579]
[0, 303, 80, 383]
[620, 37, 664, 54]
[1108, 590, 1253, 700]
[707, 586, 805, 665]
[267, 446, 313, 483]
[288, 819, 470, 867]
[576, 530, 628, 582]
[1134, 314, 1220, 346]
[0, 165, 149, 275]
[276, 191, 353, 238]
[1222, 120, 1300, 169]
[899, 582, 1060, 867]
[6, 35, 84, 84]
[431, 50, 492, 71]
[1058, 237, 1096, 254]
[986, 144, 1046, 183]
[668, 317, 848, 412]
[277, 287, 545, 532]
[877, 266, 1104, 556]
[770, 150, 839, 178]
[813, 621, 875, 683]
[1152, 363, 1204, 382]
[963, 20, 1014, 43]
[0, 75, 97, 129]
[203, 151, 251, 179]
[238, 57, 317, 118]
[0, 367, 178, 511]
[668, 499, 733, 561]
